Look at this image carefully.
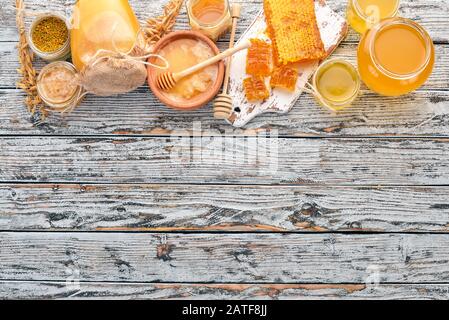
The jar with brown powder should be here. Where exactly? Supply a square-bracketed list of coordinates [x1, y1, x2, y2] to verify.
[37, 61, 82, 111]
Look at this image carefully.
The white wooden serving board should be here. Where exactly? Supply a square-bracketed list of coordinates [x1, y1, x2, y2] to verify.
[227, 0, 348, 128]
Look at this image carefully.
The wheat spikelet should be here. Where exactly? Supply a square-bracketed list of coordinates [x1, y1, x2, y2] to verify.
[145, 0, 184, 45]
[15, 0, 47, 118]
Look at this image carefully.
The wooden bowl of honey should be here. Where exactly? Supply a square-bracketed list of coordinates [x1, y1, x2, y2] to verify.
[147, 31, 225, 111]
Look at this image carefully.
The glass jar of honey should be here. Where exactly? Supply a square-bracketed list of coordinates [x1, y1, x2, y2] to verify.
[187, 0, 232, 41]
[347, 0, 400, 34]
[357, 17, 435, 96]
[311, 59, 361, 112]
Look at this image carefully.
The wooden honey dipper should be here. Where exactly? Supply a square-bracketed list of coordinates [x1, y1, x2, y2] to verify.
[213, 4, 242, 120]
[156, 39, 251, 92]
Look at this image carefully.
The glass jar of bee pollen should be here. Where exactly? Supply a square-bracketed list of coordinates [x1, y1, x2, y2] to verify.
[28, 13, 71, 61]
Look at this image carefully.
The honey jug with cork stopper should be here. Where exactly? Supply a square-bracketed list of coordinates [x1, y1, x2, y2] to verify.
[70, 0, 151, 97]
[71, 0, 142, 71]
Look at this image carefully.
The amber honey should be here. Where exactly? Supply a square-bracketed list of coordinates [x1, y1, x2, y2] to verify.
[187, 0, 232, 41]
[358, 18, 435, 96]
[155, 38, 218, 102]
[191, 0, 225, 23]
[246, 39, 272, 77]
[347, 0, 400, 34]
[71, 0, 141, 70]
[312, 59, 360, 111]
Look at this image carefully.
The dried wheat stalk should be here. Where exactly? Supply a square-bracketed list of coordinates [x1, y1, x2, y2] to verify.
[144, 0, 184, 45]
[15, 0, 47, 118]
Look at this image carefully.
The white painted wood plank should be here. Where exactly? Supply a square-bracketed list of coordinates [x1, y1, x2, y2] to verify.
[0, 137, 449, 185]
[2, 88, 449, 136]
[2, 281, 449, 300]
[2, 232, 449, 283]
[1, 184, 449, 233]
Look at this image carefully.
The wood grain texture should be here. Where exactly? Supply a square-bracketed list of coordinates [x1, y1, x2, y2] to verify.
[2, 281, 449, 300]
[2, 232, 449, 283]
[2, 88, 449, 136]
[1, 137, 449, 185]
[1, 184, 449, 233]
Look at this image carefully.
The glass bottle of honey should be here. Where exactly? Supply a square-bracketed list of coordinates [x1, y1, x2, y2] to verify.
[187, 0, 232, 41]
[71, 0, 141, 70]
[347, 0, 400, 34]
[357, 17, 435, 96]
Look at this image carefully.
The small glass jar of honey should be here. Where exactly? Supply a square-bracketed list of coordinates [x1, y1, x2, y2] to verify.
[347, 0, 400, 34]
[312, 59, 361, 112]
[187, 0, 232, 41]
[358, 17, 435, 96]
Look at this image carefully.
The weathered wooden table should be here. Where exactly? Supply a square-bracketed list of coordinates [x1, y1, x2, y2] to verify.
[1, 0, 449, 300]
